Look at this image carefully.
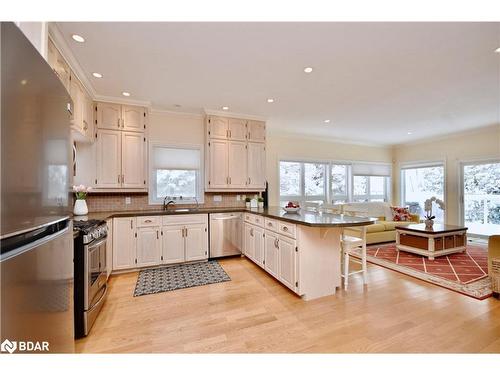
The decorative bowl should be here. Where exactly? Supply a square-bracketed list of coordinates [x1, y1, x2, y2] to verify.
[283, 207, 301, 213]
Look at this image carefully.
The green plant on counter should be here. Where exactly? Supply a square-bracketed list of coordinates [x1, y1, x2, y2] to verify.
[245, 197, 251, 203]
[257, 197, 264, 202]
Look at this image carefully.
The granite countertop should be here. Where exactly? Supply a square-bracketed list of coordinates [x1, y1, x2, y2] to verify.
[76, 206, 375, 228]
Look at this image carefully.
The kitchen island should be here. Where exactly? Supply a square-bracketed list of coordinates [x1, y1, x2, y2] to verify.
[78, 206, 375, 301]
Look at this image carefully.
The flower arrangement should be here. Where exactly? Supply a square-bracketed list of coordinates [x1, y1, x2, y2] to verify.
[423, 196, 445, 222]
[73, 185, 92, 200]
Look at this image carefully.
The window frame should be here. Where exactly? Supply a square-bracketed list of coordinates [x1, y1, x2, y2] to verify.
[399, 160, 446, 222]
[148, 142, 204, 205]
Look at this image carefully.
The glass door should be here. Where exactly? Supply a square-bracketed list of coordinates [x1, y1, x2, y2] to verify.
[461, 160, 500, 236]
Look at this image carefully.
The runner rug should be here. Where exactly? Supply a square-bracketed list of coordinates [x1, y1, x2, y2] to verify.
[351, 242, 492, 300]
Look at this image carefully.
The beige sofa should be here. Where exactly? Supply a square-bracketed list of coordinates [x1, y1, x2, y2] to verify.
[341, 202, 420, 245]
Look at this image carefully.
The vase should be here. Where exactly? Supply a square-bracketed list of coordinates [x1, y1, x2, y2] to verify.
[73, 199, 88, 216]
[245, 202, 251, 209]
[258, 202, 264, 208]
[424, 219, 434, 228]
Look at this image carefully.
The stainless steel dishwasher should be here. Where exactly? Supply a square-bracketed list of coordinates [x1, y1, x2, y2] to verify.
[209, 212, 243, 258]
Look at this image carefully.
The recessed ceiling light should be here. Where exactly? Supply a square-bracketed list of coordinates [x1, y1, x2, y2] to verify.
[72, 34, 85, 43]
[407, 131, 413, 135]
[122, 92, 131, 97]
[495, 47, 500, 53]
[222, 106, 229, 110]
[267, 98, 275, 103]
[92, 72, 103, 78]
[20, 79, 27, 85]
[324, 119, 331, 123]
[304, 67, 313, 73]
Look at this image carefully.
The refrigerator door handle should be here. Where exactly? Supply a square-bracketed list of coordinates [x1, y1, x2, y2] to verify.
[0, 221, 70, 262]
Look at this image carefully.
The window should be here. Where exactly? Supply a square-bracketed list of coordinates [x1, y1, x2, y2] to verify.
[462, 161, 500, 236]
[279, 160, 391, 205]
[149, 144, 203, 204]
[401, 163, 444, 222]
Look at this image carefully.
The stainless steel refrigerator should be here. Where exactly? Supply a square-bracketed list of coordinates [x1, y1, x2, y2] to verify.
[0, 22, 74, 353]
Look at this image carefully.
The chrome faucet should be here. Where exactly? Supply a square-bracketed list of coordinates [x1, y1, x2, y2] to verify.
[163, 197, 175, 211]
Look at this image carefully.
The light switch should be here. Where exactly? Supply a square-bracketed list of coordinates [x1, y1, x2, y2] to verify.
[236, 195, 241, 201]
[213, 195, 222, 202]
[125, 197, 131, 205]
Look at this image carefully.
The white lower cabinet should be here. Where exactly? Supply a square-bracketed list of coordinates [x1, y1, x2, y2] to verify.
[244, 214, 297, 293]
[264, 230, 279, 278]
[136, 226, 161, 267]
[162, 225, 185, 264]
[112, 214, 208, 272]
[112, 217, 136, 270]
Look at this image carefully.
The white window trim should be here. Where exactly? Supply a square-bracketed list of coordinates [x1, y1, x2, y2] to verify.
[399, 160, 446, 223]
[148, 142, 205, 205]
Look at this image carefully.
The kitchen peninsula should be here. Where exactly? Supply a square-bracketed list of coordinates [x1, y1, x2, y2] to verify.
[82, 207, 375, 301]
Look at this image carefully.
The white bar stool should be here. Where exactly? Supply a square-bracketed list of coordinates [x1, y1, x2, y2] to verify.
[340, 226, 368, 290]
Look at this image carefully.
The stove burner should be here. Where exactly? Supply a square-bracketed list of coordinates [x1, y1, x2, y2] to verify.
[74, 219, 107, 244]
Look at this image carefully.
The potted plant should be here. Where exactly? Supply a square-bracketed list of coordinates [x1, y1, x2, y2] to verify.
[245, 197, 251, 209]
[257, 197, 264, 208]
[423, 197, 445, 227]
[73, 185, 92, 216]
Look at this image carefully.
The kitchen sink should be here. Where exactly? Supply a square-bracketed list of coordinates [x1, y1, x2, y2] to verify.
[164, 208, 200, 213]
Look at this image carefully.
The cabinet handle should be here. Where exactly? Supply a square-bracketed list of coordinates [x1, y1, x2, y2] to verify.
[117, 118, 120, 128]
[283, 226, 288, 232]
[157, 230, 159, 239]
[118, 175, 121, 183]
[185, 228, 188, 237]
[268, 222, 273, 227]
[250, 228, 254, 237]
[130, 220, 133, 229]
[274, 238, 279, 248]
[248, 177, 251, 184]
[229, 177, 231, 185]
[122, 174, 125, 183]
[145, 219, 152, 223]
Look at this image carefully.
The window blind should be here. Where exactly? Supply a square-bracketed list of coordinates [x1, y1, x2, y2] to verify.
[351, 163, 391, 177]
[152, 146, 200, 170]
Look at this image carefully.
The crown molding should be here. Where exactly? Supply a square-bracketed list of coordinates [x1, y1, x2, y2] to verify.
[93, 94, 152, 108]
[149, 108, 204, 119]
[203, 108, 267, 121]
[48, 23, 96, 99]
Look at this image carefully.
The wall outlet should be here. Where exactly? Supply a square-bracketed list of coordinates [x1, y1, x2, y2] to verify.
[236, 195, 241, 201]
[242, 194, 246, 201]
[213, 195, 222, 202]
[125, 197, 131, 205]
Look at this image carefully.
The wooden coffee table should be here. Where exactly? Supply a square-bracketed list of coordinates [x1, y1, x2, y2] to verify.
[395, 223, 468, 260]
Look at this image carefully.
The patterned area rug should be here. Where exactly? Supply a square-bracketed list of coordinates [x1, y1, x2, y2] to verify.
[351, 242, 492, 300]
[134, 261, 231, 297]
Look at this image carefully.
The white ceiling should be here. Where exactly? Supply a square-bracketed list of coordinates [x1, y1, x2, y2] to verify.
[56, 22, 500, 145]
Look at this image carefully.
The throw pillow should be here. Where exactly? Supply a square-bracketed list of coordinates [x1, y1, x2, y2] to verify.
[391, 206, 411, 221]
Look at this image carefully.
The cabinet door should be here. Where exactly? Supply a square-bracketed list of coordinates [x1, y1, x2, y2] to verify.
[122, 105, 145, 132]
[228, 118, 247, 141]
[96, 129, 121, 188]
[244, 223, 255, 260]
[81, 93, 93, 138]
[247, 142, 266, 190]
[228, 141, 247, 188]
[278, 236, 296, 291]
[96, 102, 121, 130]
[253, 226, 265, 268]
[208, 116, 229, 139]
[69, 76, 83, 132]
[136, 227, 161, 267]
[121, 132, 145, 188]
[247, 120, 266, 142]
[106, 219, 113, 278]
[48, 40, 71, 92]
[185, 224, 208, 261]
[264, 231, 279, 278]
[112, 218, 136, 270]
[208, 139, 228, 188]
[162, 225, 185, 264]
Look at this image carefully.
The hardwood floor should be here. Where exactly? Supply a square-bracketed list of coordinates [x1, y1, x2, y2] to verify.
[76, 257, 500, 353]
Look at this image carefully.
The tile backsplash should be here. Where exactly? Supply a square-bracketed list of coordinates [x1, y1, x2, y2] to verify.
[85, 192, 260, 212]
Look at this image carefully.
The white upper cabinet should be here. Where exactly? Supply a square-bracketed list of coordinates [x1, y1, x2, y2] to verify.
[247, 142, 266, 189]
[96, 129, 121, 188]
[47, 39, 71, 92]
[228, 141, 247, 188]
[208, 139, 229, 189]
[122, 105, 146, 132]
[121, 132, 146, 188]
[96, 103, 122, 130]
[205, 115, 266, 191]
[247, 120, 266, 142]
[228, 118, 247, 141]
[208, 116, 229, 139]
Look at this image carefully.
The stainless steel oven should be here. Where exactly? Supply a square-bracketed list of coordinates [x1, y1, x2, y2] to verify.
[73, 219, 108, 338]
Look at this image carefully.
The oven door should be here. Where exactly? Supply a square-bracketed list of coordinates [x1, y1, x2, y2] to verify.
[84, 236, 107, 310]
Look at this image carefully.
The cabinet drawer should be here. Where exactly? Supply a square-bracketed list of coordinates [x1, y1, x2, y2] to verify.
[278, 221, 296, 238]
[136, 216, 160, 227]
[244, 213, 253, 223]
[264, 218, 278, 232]
[162, 214, 208, 225]
[252, 215, 264, 227]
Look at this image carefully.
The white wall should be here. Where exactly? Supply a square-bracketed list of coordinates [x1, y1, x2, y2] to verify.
[148, 110, 204, 145]
[392, 125, 500, 225]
